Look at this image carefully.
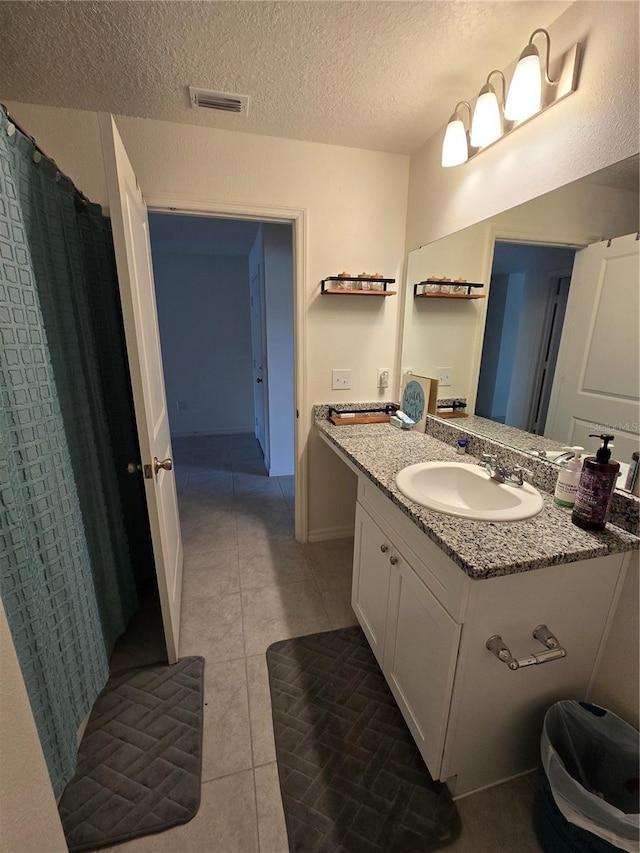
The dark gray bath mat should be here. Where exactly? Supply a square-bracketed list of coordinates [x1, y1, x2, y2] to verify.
[266, 626, 461, 852]
[58, 656, 205, 852]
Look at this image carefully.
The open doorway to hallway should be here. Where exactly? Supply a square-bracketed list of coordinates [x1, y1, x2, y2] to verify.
[476, 241, 577, 435]
[148, 213, 295, 480]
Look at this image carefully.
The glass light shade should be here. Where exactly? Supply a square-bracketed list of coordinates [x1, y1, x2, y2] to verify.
[441, 117, 468, 167]
[470, 87, 502, 148]
[505, 49, 542, 120]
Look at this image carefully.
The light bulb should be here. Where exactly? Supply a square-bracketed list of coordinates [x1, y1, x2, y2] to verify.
[470, 85, 502, 148]
[505, 46, 542, 120]
[441, 116, 468, 167]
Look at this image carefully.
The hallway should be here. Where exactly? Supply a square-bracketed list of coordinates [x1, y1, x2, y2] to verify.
[104, 433, 542, 853]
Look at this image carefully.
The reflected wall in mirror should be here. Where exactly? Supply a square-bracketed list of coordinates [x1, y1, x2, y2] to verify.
[401, 155, 639, 492]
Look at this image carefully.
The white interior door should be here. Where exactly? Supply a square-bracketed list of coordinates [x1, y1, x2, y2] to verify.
[546, 234, 640, 463]
[99, 114, 182, 663]
[250, 266, 269, 458]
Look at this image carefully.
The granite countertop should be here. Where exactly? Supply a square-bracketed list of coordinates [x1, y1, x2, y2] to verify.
[317, 418, 639, 580]
[431, 412, 566, 455]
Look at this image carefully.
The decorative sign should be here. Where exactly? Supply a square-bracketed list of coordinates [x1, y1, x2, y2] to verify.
[401, 374, 439, 432]
[402, 380, 426, 424]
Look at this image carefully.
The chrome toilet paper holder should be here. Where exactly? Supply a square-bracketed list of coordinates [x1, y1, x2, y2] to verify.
[486, 624, 567, 671]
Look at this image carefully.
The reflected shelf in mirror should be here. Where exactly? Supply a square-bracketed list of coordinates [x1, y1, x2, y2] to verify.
[413, 281, 485, 298]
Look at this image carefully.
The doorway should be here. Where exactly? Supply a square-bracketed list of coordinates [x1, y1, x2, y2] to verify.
[476, 241, 576, 434]
[147, 213, 295, 479]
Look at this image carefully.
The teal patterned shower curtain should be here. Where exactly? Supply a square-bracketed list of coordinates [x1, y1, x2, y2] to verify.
[0, 108, 139, 796]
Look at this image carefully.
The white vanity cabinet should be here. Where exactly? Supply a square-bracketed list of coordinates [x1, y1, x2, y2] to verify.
[353, 499, 461, 776]
[350, 474, 629, 797]
[352, 504, 393, 666]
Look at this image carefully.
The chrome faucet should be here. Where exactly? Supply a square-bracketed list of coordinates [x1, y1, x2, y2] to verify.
[506, 466, 535, 486]
[481, 454, 534, 487]
[551, 451, 576, 465]
[481, 453, 500, 478]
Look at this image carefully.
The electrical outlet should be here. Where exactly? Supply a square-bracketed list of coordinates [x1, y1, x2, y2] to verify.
[377, 368, 389, 389]
[437, 367, 453, 387]
[332, 369, 351, 390]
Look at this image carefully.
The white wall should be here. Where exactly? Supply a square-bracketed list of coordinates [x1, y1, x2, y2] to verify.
[0, 602, 68, 853]
[153, 251, 254, 436]
[263, 224, 295, 477]
[405, 1, 639, 249]
[401, 223, 490, 399]
[590, 552, 640, 730]
[2, 102, 410, 540]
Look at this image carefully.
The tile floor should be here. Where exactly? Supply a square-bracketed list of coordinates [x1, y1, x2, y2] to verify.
[106, 433, 543, 853]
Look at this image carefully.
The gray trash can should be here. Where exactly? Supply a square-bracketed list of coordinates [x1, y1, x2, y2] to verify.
[533, 701, 639, 853]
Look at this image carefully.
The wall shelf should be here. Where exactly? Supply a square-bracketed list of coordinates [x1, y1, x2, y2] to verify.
[415, 292, 485, 300]
[413, 281, 484, 298]
[322, 276, 396, 296]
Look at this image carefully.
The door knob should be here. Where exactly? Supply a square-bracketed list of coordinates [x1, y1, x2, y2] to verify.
[256, 377, 263, 383]
[153, 457, 173, 475]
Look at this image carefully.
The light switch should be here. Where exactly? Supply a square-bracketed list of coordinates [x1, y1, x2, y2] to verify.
[437, 368, 453, 387]
[332, 369, 351, 390]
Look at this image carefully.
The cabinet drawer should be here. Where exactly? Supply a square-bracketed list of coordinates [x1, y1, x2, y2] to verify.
[358, 477, 468, 622]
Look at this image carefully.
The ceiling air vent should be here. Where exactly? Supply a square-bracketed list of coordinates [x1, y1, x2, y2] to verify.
[189, 87, 249, 114]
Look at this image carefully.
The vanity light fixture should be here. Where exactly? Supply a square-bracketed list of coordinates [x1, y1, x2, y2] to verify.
[505, 29, 555, 120]
[470, 71, 505, 148]
[441, 28, 581, 167]
[441, 101, 472, 168]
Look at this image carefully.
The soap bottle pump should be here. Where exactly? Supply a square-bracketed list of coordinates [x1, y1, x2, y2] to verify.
[553, 446, 584, 508]
[572, 434, 619, 531]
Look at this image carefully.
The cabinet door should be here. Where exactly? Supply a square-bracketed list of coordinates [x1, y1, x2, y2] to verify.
[383, 555, 461, 779]
[352, 503, 392, 666]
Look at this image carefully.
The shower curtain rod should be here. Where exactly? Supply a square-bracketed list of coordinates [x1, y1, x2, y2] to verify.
[1, 103, 92, 206]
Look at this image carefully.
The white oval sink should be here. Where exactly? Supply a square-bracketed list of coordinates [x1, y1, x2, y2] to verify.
[395, 461, 544, 522]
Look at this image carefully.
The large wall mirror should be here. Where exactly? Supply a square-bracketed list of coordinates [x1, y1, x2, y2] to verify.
[400, 155, 639, 493]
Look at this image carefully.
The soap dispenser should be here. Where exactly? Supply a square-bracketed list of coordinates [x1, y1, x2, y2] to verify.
[572, 435, 619, 531]
[553, 446, 584, 508]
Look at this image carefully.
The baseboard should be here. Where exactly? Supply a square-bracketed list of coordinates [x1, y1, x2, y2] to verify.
[171, 429, 255, 438]
[307, 525, 355, 543]
[450, 767, 539, 801]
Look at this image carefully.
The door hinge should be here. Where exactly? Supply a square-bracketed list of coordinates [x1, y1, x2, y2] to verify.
[143, 464, 153, 479]
[296, 409, 299, 419]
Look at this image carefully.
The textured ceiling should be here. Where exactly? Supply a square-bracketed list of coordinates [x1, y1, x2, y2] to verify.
[582, 155, 640, 193]
[1, 0, 570, 154]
